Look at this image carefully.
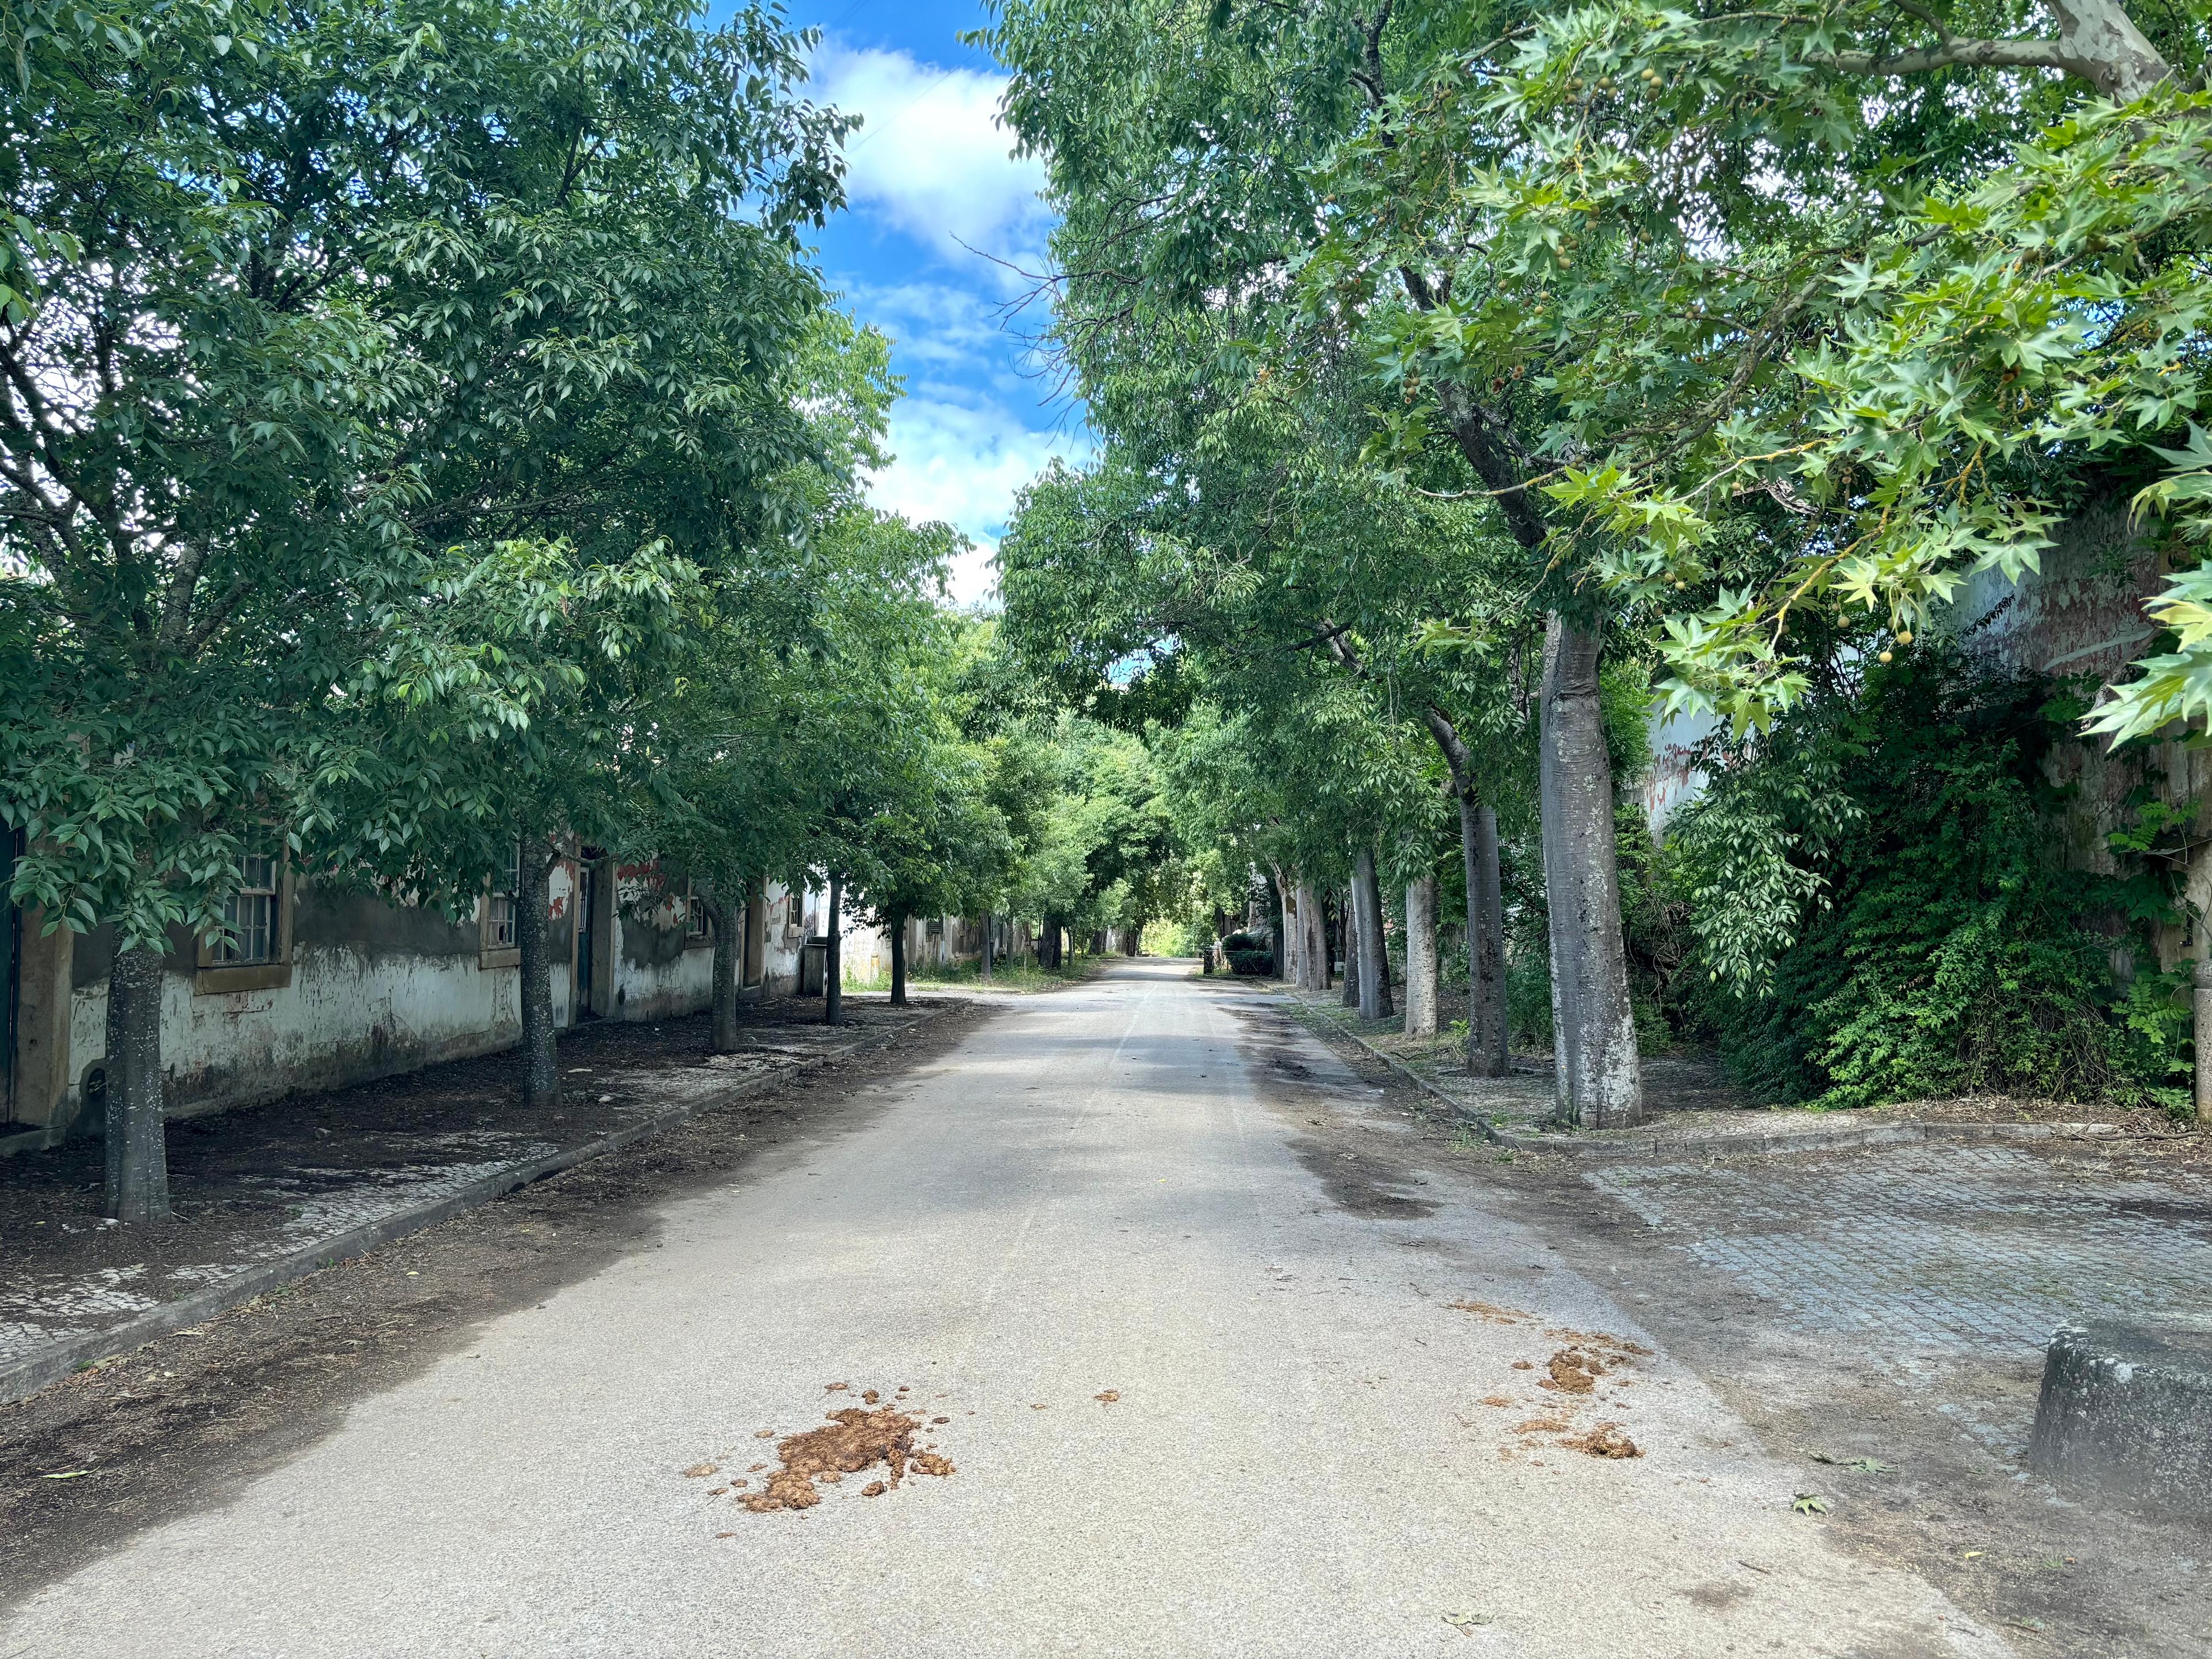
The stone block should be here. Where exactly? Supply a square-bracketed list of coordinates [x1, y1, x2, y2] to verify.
[2028, 1321, 2212, 1518]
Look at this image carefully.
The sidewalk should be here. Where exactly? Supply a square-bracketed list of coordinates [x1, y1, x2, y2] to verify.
[1274, 984, 2199, 1159]
[0, 996, 935, 1403]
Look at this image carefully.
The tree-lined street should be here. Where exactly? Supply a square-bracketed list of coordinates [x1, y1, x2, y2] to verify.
[10, 963, 2207, 1655]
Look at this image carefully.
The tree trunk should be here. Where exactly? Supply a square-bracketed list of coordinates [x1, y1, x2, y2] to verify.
[1268, 865, 1292, 982]
[1539, 614, 1642, 1127]
[2047, 0, 2171, 100]
[890, 911, 908, 1006]
[1355, 845, 1394, 1021]
[103, 940, 171, 1223]
[1339, 889, 1359, 1007]
[1464, 796, 1509, 1078]
[981, 913, 994, 982]
[1300, 880, 1330, 991]
[1418, 703, 1510, 1078]
[1404, 871, 1440, 1039]
[824, 872, 844, 1026]
[517, 838, 560, 1109]
[709, 896, 740, 1052]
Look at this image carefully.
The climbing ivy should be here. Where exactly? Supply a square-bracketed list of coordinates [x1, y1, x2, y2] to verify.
[1673, 640, 2190, 1111]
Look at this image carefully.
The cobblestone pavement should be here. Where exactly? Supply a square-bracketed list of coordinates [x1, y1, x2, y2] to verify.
[0, 999, 926, 1380]
[1587, 1144, 2212, 1453]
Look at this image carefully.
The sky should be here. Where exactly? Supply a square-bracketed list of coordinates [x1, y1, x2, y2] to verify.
[746, 0, 1086, 605]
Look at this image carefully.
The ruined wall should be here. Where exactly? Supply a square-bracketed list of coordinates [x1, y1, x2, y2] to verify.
[1952, 498, 2211, 969]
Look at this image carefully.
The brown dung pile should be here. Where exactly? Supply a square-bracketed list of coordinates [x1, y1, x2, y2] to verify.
[1540, 1347, 1605, 1395]
[738, 1406, 956, 1513]
[1560, 1422, 1643, 1460]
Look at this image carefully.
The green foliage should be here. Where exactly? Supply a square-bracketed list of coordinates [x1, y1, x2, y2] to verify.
[0, 0, 849, 943]
[1676, 642, 2188, 1108]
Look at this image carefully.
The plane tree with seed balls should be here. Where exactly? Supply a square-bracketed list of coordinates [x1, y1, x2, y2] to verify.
[985, 0, 2212, 1122]
[983, 0, 1649, 1123]
[0, 0, 852, 1217]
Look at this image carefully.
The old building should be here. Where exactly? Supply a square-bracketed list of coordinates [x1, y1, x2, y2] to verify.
[0, 849, 817, 1154]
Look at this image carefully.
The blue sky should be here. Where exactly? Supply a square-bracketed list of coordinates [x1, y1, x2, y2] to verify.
[753, 1, 1086, 604]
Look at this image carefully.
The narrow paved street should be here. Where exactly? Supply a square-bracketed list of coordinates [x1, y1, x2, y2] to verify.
[5, 963, 2006, 1658]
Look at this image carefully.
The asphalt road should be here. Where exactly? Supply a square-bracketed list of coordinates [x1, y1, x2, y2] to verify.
[2, 960, 2009, 1658]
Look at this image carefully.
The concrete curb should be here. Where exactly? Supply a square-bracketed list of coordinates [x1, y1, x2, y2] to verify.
[1293, 1007, 2142, 1163]
[0, 1020, 918, 1407]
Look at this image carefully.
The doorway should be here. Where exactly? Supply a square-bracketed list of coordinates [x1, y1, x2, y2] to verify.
[574, 862, 599, 1021]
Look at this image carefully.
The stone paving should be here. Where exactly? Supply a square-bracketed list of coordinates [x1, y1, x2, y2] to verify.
[1586, 1143, 2212, 1465]
[1589, 1145, 2212, 1358]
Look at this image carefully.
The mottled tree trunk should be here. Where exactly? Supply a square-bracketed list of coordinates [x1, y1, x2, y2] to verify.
[1539, 615, 1642, 1126]
[890, 911, 909, 1007]
[824, 872, 845, 1026]
[517, 838, 560, 1109]
[103, 941, 171, 1223]
[1464, 796, 1509, 1077]
[709, 895, 740, 1053]
[1355, 846, 1394, 1021]
[980, 914, 994, 983]
[1404, 872, 1439, 1039]
[1301, 880, 1330, 991]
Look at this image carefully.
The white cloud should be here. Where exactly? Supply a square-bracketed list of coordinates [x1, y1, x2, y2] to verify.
[865, 396, 1089, 607]
[812, 44, 1051, 275]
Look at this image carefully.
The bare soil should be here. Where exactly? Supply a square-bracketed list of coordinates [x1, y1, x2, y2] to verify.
[0, 996, 913, 1314]
[0, 999, 988, 1611]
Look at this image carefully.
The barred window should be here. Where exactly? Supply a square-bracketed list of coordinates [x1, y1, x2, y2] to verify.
[685, 891, 709, 940]
[214, 853, 279, 965]
[488, 843, 520, 948]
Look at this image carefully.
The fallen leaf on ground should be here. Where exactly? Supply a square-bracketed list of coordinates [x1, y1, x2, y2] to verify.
[38, 1471, 89, 1480]
[1094, 1391, 1119, 1404]
[1511, 1360, 1533, 1371]
[862, 1482, 887, 1497]
[931, 1416, 950, 1425]
[1791, 1493, 1830, 1514]
[681, 1462, 719, 1478]
[1480, 1395, 1513, 1408]
[1441, 1610, 1494, 1634]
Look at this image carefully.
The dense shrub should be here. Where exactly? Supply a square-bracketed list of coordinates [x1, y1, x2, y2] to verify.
[1221, 930, 1275, 976]
[1673, 642, 2189, 1111]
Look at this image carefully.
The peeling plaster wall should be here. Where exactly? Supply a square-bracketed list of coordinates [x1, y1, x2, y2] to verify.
[762, 878, 808, 995]
[62, 866, 584, 1125]
[608, 868, 717, 1020]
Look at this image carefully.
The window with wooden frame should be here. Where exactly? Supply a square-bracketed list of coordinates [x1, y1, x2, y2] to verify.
[684, 885, 710, 944]
[195, 847, 294, 994]
[479, 842, 522, 969]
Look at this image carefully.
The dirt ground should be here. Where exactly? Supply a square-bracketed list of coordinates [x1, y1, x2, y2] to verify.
[0, 997, 908, 1306]
[0, 999, 988, 1609]
[1232, 998, 2212, 1659]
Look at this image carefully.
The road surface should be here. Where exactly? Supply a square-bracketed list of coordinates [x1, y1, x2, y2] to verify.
[2, 960, 2005, 1658]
